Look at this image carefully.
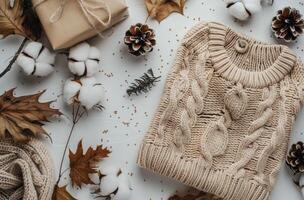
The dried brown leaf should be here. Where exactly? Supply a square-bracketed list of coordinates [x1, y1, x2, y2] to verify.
[52, 185, 76, 200]
[145, 0, 186, 22]
[0, 89, 61, 142]
[0, 0, 40, 39]
[69, 140, 111, 188]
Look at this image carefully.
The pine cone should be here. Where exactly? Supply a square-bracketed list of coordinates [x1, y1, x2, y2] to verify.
[124, 23, 156, 56]
[272, 7, 304, 42]
[286, 141, 304, 174]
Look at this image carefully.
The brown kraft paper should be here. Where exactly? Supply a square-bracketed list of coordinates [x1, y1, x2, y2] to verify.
[33, 0, 129, 50]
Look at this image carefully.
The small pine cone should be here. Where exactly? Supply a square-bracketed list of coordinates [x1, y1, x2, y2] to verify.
[286, 141, 304, 174]
[124, 23, 156, 56]
[272, 7, 304, 42]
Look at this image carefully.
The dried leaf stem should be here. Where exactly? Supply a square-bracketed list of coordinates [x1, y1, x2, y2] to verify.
[56, 102, 85, 186]
[0, 37, 27, 78]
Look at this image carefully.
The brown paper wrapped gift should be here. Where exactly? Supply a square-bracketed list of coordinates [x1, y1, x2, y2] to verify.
[33, 0, 129, 50]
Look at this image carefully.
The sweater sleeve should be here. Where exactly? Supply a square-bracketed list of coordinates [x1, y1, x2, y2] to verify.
[291, 59, 304, 104]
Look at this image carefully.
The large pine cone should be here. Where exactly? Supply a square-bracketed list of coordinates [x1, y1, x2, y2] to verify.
[286, 141, 304, 174]
[272, 7, 304, 42]
[124, 23, 156, 56]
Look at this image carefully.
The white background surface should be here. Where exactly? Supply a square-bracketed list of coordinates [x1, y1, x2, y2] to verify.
[1, 0, 304, 199]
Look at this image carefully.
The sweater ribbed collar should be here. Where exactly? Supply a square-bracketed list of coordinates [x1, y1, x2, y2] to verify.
[208, 22, 296, 88]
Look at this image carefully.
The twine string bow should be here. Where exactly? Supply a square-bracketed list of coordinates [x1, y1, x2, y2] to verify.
[35, 0, 112, 36]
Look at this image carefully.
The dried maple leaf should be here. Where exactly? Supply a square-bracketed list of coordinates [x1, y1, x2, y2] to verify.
[52, 185, 76, 200]
[0, 0, 41, 40]
[168, 191, 222, 200]
[145, 0, 186, 22]
[69, 140, 111, 188]
[0, 89, 61, 142]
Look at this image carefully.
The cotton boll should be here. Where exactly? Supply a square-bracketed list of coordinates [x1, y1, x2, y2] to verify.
[227, 2, 250, 21]
[97, 165, 132, 200]
[63, 79, 81, 105]
[78, 78, 104, 110]
[16, 55, 35, 75]
[68, 61, 86, 76]
[69, 42, 91, 61]
[34, 63, 54, 77]
[17, 41, 56, 77]
[37, 48, 56, 65]
[242, 0, 261, 13]
[63, 77, 104, 109]
[99, 174, 119, 196]
[23, 42, 43, 58]
[68, 43, 101, 77]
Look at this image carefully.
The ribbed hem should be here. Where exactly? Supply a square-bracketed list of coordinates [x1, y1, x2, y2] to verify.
[137, 143, 269, 200]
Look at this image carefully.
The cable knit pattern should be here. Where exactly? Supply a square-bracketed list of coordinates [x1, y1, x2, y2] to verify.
[0, 139, 54, 200]
[254, 81, 288, 185]
[174, 52, 213, 150]
[227, 85, 277, 178]
[158, 58, 190, 139]
[200, 108, 231, 166]
[224, 83, 248, 120]
[138, 22, 303, 200]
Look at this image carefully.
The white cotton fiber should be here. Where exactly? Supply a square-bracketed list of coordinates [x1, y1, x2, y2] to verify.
[99, 174, 119, 196]
[37, 48, 56, 65]
[17, 41, 56, 77]
[85, 60, 99, 77]
[68, 42, 101, 77]
[69, 42, 90, 61]
[112, 182, 131, 200]
[16, 55, 35, 75]
[63, 79, 81, 105]
[78, 80, 104, 110]
[88, 47, 101, 60]
[242, 0, 262, 13]
[23, 42, 43, 59]
[227, 2, 250, 21]
[68, 61, 86, 76]
[34, 63, 54, 77]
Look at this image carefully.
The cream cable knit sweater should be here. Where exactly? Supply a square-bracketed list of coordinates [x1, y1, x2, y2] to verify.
[0, 139, 54, 200]
[137, 22, 304, 200]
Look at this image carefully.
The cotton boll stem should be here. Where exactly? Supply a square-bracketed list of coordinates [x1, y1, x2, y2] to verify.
[0, 38, 28, 79]
[56, 102, 86, 187]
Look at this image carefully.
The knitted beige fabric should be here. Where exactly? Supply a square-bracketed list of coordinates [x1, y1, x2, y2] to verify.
[0, 139, 54, 200]
[137, 22, 304, 200]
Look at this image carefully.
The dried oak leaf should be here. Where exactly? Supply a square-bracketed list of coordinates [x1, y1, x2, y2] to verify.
[69, 140, 111, 188]
[168, 191, 222, 200]
[52, 185, 76, 200]
[145, 0, 186, 22]
[0, 0, 40, 40]
[0, 89, 61, 142]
